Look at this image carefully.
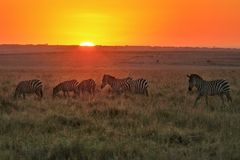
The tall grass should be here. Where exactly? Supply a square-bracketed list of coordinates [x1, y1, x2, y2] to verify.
[0, 68, 239, 160]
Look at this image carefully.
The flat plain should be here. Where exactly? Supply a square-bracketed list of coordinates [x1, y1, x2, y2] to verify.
[0, 45, 240, 160]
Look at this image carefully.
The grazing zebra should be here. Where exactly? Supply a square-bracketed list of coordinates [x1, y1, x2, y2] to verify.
[187, 74, 232, 106]
[101, 74, 132, 94]
[75, 79, 96, 97]
[127, 78, 149, 96]
[14, 79, 43, 99]
[52, 80, 79, 98]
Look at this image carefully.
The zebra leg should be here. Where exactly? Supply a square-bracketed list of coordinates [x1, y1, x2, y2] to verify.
[76, 91, 80, 98]
[14, 93, 18, 99]
[14, 93, 17, 99]
[36, 90, 43, 99]
[67, 91, 70, 98]
[23, 93, 26, 99]
[116, 89, 121, 95]
[205, 96, 209, 106]
[35, 91, 40, 99]
[145, 89, 149, 97]
[90, 89, 94, 100]
[219, 94, 225, 106]
[73, 90, 77, 98]
[18, 93, 21, 99]
[63, 91, 67, 98]
[88, 92, 91, 102]
[92, 88, 95, 97]
[78, 90, 83, 100]
[194, 94, 202, 107]
[74, 89, 79, 98]
[226, 92, 232, 103]
[40, 90, 43, 98]
[91, 90, 94, 97]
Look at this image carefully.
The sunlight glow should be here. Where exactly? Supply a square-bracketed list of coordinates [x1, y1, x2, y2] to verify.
[79, 42, 95, 47]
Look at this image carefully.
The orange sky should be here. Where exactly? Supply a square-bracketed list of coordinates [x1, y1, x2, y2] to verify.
[0, 0, 240, 47]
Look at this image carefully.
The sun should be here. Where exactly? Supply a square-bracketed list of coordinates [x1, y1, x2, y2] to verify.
[79, 41, 95, 47]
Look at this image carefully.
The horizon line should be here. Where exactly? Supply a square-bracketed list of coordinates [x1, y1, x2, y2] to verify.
[0, 43, 240, 49]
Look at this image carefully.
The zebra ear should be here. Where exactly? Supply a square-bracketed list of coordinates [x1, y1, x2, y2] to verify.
[187, 74, 190, 78]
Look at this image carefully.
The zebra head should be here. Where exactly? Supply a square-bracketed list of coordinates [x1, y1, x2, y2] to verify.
[52, 86, 58, 98]
[14, 90, 18, 99]
[187, 74, 203, 91]
[101, 74, 115, 89]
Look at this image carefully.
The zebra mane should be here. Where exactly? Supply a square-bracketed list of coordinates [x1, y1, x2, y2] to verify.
[121, 77, 132, 80]
[103, 74, 116, 80]
[62, 79, 77, 83]
[29, 79, 40, 82]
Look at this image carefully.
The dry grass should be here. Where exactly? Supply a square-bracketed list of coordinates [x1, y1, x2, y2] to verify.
[0, 48, 240, 160]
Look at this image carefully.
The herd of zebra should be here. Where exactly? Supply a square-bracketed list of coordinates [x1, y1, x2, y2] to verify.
[12, 73, 232, 106]
[14, 74, 149, 98]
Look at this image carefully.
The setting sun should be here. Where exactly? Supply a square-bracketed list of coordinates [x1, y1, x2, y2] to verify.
[1, 1, 240, 47]
[79, 42, 95, 47]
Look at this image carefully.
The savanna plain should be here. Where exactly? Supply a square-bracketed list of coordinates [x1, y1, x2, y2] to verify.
[0, 46, 240, 160]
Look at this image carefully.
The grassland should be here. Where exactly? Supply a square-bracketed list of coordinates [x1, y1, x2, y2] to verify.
[0, 46, 240, 160]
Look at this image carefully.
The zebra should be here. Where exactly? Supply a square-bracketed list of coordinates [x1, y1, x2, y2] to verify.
[75, 79, 96, 97]
[14, 79, 43, 99]
[127, 78, 149, 96]
[187, 74, 232, 106]
[101, 74, 132, 94]
[52, 79, 79, 98]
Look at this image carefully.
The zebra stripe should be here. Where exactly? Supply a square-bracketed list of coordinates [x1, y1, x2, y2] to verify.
[101, 74, 132, 94]
[187, 74, 232, 106]
[75, 79, 96, 96]
[53, 79, 79, 98]
[14, 79, 43, 99]
[128, 78, 149, 96]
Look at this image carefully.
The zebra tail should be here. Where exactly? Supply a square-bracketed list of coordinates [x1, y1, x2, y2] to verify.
[40, 89, 43, 98]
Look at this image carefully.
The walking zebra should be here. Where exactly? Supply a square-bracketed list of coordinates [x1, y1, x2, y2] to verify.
[14, 79, 43, 99]
[75, 79, 96, 97]
[127, 78, 149, 96]
[53, 80, 79, 98]
[187, 74, 232, 106]
[101, 74, 132, 94]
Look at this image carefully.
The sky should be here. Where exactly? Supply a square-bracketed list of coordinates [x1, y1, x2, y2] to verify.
[0, 0, 240, 47]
